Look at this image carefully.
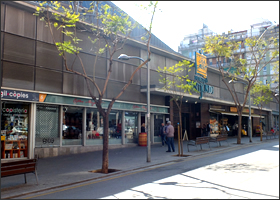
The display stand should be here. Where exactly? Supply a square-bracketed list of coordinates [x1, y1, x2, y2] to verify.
[1, 140, 28, 159]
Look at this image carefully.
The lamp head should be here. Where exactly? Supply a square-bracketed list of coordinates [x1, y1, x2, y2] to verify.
[118, 54, 130, 60]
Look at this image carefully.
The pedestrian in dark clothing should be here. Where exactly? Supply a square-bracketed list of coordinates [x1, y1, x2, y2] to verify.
[159, 123, 167, 146]
[141, 123, 145, 133]
[206, 122, 211, 136]
[201, 124, 206, 136]
[165, 121, 175, 152]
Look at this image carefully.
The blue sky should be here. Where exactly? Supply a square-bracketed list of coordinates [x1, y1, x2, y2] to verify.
[113, 1, 279, 52]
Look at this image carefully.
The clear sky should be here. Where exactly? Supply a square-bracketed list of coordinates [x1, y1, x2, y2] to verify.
[113, 1, 279, 52]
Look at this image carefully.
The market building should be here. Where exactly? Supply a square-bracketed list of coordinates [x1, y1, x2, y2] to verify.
[1, 1, 278, 160]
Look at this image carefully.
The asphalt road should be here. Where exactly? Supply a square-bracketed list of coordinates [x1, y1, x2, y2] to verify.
[18, 141, 279, 199]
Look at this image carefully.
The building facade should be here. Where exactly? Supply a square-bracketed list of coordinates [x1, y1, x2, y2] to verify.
[1, 1, 278, 161]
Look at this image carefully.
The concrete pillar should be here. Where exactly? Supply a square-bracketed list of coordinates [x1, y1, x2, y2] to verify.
[138, 112, 141, 134]
[82, 107, 86, 146]
[151, 113, 154, 144]
[29, 103, 36, 159]
[121, 111, 125, 145]
[60, 106, 63, 147]
[269, 111, 273, 130]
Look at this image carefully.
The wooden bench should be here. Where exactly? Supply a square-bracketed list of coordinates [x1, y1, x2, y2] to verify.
[1, 159, 38, 184]
[265, 131, 274, 140]
[187, 136, 211, 152]
[275, 131, 279, 139]
[209, 134, 229, 147]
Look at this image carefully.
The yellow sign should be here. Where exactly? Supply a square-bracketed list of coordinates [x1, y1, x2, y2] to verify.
[196, 52, 207, 78]
[230, 107, 254, 113]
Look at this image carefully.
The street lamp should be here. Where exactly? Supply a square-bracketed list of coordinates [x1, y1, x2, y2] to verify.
[229, 80, 252, 143]
[118, 54, 151, 162]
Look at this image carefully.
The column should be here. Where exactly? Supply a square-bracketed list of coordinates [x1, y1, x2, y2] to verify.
[121, 111, 125, 145]
[138, 112, 141, 134]
[151, 113, 154, 144]
[82, 108, 86, 146]
[60, 106, 63, 147]
[29, 103, 36, 159]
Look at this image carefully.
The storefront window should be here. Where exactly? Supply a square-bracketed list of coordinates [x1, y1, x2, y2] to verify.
[154, 114, 164, 143]
[86, 109, 122, 145]
[36, 104, 60, 147]
[125, 112, 138, 143]
[62, 106, 83, 145]
[209, 113, 219, 134]
[1, 102, 29, 159]
[273, 115, 279, 131]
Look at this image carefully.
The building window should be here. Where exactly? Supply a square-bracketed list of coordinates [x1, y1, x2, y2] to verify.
[85, 109, 122, 145]
[125, 112, 138, 143]
[1, 102, 29, 159]
[189, 52, 192, 58]
[62, 106, 83, 145]
[36, 104, 60, 147]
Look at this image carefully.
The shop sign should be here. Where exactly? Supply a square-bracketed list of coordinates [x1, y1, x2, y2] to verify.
[39, 94, 169, 114]
[230, 107, 254, 113]
[209, 105, 225, 110]
[1, 89, 39, 101]
[194, 51, 214, 99]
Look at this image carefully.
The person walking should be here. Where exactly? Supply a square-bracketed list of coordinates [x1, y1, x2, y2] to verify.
[159, 123, 166, 147]
[165, 121, 175, 152]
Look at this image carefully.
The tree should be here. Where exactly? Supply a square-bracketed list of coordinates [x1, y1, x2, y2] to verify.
[203, 30, 279, 144]
[157, 61, 197, 156]
[251, 82, 272, 140]
[271, 61, 279, 103]
[34, 1, 159, 173]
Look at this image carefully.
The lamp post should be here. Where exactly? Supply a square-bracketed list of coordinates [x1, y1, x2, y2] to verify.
[229, 80, 252, 142]
[118, 54, 151, 162]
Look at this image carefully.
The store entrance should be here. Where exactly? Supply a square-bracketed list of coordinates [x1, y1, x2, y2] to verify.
[182, 113, 190, 140]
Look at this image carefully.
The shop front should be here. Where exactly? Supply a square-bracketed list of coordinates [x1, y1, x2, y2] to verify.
[1, 89, 39, 160]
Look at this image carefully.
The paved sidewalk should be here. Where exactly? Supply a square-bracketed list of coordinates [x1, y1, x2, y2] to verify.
[1, 136, 278, 199]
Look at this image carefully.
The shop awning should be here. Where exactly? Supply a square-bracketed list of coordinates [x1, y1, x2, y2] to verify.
[209, 110, 264, 118]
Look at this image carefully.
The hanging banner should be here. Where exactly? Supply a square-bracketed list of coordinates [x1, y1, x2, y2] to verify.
[195, 52, 207, 79]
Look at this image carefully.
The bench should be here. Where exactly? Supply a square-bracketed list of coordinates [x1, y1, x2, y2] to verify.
[275, 131, 279, 139]
[187, 136, 211, 152]
[265, 131, 274, 140]
[209, 134, 229, 147]
[1, 159, 38, 184]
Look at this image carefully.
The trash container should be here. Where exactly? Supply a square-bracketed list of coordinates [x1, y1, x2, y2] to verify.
[138, 132, 147, 146]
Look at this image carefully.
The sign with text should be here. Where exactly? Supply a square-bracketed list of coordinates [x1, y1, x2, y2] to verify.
[1, 89, 39, 101]
[230, 107, 254, 113]
[39, 94, 169, 114]
[194, 51, 213, 99]
[195, 52, 207, 79]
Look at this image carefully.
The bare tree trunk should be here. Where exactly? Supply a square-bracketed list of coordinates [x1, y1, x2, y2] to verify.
[102, 113, 109, 174]
[177, 123, 181, 156]
[179, 109, 183, 156]
[237, 109, 242, 144]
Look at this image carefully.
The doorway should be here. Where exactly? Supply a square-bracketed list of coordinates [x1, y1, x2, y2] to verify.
[182, 113, 190, 140]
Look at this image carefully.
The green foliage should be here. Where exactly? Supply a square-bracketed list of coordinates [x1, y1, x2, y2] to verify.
[35, 1, 138, 56]
[157, 60, 198, 96]
[251, 82, 272, 107]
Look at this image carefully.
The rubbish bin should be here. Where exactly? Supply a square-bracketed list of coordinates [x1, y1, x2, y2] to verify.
[138, 132, 147, 146]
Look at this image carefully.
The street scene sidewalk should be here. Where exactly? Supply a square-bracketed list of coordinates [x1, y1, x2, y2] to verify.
[1, 136, 278, 199]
